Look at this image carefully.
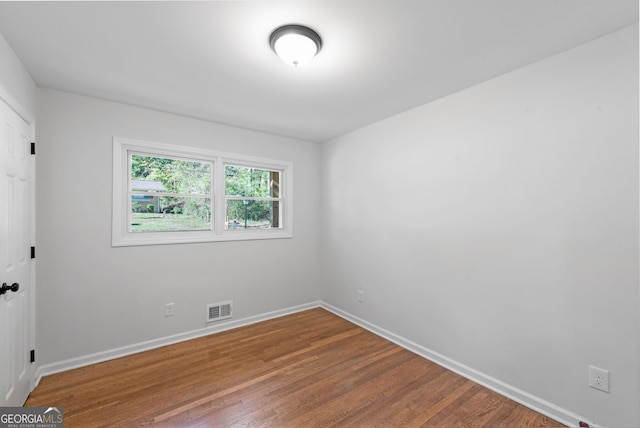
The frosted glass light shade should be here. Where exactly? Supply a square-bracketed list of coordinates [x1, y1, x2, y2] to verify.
[270, 25, 322, 67]
[274, 33, 318, 67]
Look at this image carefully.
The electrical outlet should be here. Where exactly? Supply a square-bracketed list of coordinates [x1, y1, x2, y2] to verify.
[165, 303, 175, 317]
[357, 290, 365, 303]
[589, 365, 609, 392]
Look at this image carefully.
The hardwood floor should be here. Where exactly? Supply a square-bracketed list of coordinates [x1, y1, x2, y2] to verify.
[26, 308, 564, 427]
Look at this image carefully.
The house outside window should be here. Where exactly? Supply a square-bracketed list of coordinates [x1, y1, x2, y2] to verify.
[131, 180, 166, 215]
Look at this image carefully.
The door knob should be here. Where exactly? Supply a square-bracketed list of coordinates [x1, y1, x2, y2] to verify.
[0, 283, 19, 295]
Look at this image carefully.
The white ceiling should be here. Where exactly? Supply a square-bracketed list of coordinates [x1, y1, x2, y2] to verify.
[0, 1, 637, 142]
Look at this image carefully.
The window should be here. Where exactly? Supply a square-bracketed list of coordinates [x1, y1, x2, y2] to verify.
[112, 137, 292, 246]
[225, 165, 281, 230]
[130, 154, 212, 232]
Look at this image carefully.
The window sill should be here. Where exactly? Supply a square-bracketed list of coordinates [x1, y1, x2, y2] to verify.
[112, 229, 293, 247]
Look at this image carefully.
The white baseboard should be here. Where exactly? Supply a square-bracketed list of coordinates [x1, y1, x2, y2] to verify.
[34, 301, 321, 386]
[320, 302, 592, 428]
[34, 300, 593, 427]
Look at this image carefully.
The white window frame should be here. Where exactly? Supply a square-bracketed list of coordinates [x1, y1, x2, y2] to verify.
[112, 137, 293, 247]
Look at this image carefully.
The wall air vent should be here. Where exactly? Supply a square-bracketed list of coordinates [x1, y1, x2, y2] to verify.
[207, 301, 232, 323]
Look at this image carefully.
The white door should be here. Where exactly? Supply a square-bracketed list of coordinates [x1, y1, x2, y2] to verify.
[0, 98, 34, 406]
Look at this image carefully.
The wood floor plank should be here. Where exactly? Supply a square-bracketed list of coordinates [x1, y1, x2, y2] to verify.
[25, 308, 565, 427]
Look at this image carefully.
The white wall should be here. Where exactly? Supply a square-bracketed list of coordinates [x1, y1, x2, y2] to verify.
[0, 32, 36, 117]
[36, 89, 321, 366]
[320, 24, 639, 428]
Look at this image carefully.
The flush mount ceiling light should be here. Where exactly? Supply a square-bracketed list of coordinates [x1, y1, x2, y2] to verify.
[269, 24, 322, 67]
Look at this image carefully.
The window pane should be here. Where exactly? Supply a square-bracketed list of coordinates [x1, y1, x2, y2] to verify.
[225, 165, 279, 198]
[226, 199, 278, 229]
[132, 154, 211, 194]
[131, 196, 212, 232]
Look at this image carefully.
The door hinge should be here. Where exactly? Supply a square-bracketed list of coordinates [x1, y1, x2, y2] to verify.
[30, 349, 35, 363]
[30, 142, 35, 155]
[31, 246, 35, 259]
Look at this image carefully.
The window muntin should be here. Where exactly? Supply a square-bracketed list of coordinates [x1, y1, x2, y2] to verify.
[225, 165, 282, 230]
[112, 137, 293, 246]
